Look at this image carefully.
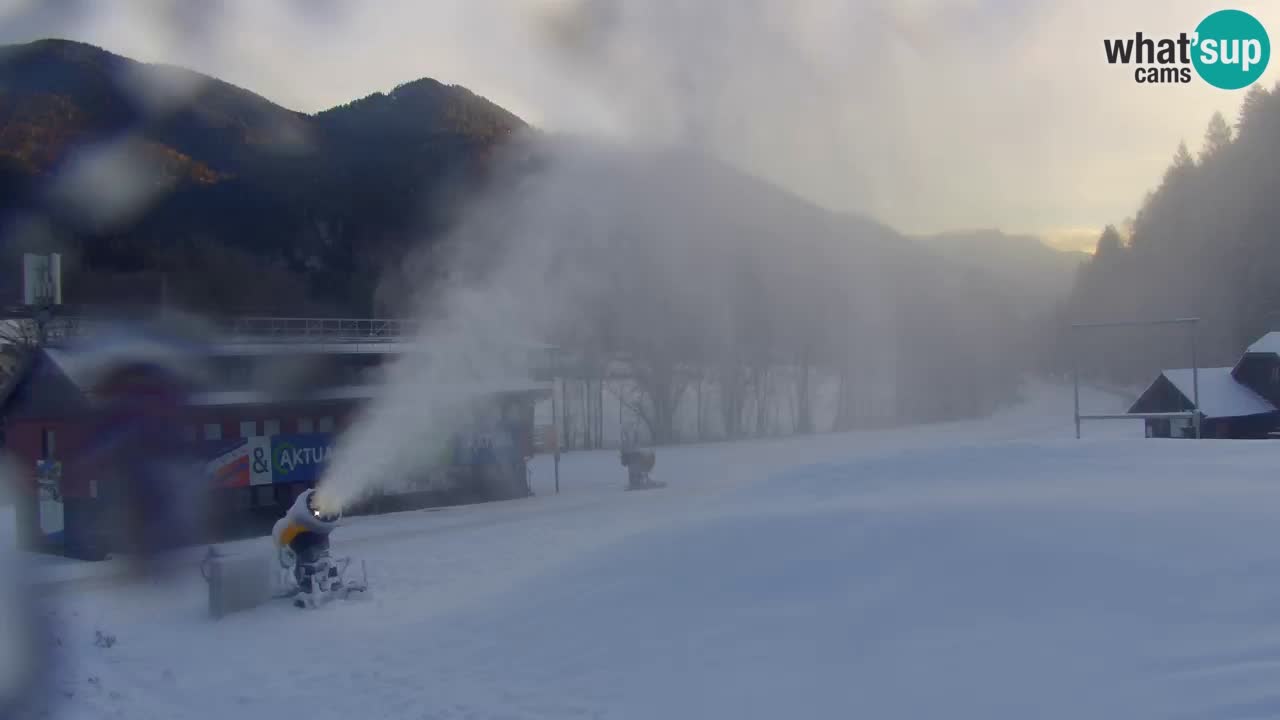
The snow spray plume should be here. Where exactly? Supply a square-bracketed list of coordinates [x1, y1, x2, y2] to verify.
[311, 128, 905, 513]
[311, 135, 613, 513]
[310, 1, 1044, 509]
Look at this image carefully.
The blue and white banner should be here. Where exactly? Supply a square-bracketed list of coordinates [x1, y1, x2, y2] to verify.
[207, 436, 272, 487]
[201, 423, 521, 489]
[269, 433, 334, 484]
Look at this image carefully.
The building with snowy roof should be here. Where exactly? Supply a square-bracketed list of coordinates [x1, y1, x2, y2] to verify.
[1129, 331, 1280, 438]
[1229, 331, 1280, 406]
[0, 318, 552, 559]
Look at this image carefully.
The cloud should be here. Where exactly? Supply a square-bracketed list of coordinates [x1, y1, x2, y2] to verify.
[1, 0, 1276, 240]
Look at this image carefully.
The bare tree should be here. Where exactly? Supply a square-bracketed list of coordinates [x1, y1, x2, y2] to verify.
[615, 348, 692, 446]
[0, 319, 39, 349]
[0, 320, 38, 389]
[713, 359, 742, 440]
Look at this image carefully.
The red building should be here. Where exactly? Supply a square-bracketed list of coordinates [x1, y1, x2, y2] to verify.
[0, 321, 550, 559]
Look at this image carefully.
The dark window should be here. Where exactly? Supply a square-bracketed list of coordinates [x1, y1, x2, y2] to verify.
[1270, 367, 1279, 386]
[40, 428, 55, 458]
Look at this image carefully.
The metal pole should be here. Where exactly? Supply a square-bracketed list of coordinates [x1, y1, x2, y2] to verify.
[1071, 317, 1201, 440]
[560, 375, 569, 452]
[1191, 322, 1201, 439]
[1072, 327, 1081, 439]
[35, 306, 49, 346]
[551, 378, 560, 495]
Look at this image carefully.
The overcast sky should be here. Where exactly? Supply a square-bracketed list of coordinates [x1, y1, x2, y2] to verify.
[2, 0, 1277, 252]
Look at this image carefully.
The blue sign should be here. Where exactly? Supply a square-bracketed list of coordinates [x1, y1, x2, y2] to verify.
[451, 422, 521, 466]
[270, 433, 334, 484]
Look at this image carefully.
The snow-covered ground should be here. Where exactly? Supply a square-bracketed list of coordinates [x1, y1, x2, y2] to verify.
[14, 382, 1280, 719]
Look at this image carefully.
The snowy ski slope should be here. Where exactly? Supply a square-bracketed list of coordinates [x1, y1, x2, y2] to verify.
[18, 383, 1280, 719]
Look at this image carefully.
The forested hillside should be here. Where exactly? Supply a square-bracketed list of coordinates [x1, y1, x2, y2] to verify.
[0, 39, 523, 314]
[1063, 83, 1280, 383]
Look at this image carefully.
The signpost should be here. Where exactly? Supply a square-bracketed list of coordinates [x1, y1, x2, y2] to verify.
[551, 384, 560, 494]
[35, 459, 64, 539]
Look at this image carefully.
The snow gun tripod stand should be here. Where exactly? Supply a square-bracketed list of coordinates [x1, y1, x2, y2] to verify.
[278, 547, 368, 608]
[620, 447, 664, 491]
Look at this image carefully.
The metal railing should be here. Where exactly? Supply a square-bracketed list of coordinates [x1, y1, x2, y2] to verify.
[4, 315, 85, 343]
[20, 316, 423, 345]
[24, 316, 564, 368]
[224, 317, 419, 342]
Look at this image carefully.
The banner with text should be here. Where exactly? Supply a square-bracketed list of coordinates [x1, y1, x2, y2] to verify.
[270, 433, 334, 485]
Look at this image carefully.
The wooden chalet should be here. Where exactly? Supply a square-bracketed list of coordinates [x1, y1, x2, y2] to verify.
[1129, 331, 1280, 438]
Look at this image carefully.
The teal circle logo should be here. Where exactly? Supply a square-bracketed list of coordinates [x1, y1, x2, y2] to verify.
[1193, 9, 1270, 90]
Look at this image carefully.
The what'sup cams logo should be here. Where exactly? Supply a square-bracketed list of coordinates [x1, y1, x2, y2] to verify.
[1105, 9, 1270, 89]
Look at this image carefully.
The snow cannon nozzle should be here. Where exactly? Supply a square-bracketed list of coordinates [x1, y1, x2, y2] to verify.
[305, 490, 341, 525]
[274, 489, 341, 538]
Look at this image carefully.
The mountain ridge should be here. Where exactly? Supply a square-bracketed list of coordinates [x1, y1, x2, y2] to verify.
[0, 38, 1077, 330]
[0, 38, 527, 314]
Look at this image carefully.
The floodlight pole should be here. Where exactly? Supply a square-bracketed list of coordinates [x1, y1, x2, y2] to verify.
[34, 306, 50, 346]
[550, 373, 560, 495]
[1191, 327, 1200, 439]
[1070, 317, 1201, 439]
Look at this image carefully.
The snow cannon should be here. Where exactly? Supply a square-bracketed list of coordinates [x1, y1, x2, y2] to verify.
[272, 489, 340, 549]
[271, 489, 365, 607]
[620, 448, 663, 491]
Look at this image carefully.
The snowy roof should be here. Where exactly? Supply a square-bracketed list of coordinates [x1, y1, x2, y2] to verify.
[1159, 367, 1276, 419]
[1245, 332, 1280, 355]
[190, 381, 553, 407]
[44, 339, 208, 391]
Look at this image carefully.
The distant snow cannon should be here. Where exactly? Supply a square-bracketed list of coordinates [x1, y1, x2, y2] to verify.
[271, 489, 366, 607]
[620, 447, 663, 491]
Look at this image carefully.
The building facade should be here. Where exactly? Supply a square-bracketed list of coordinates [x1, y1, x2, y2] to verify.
[1, 322, 550, 558]
[1129, 331, 1280, 439]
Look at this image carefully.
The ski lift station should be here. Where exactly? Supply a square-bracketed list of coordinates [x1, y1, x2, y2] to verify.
[0, 316, 553, 560]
